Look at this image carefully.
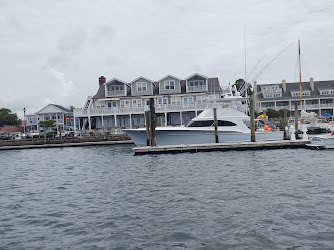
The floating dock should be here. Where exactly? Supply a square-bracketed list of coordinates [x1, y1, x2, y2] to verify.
[0, 140, 133, 151]
[132, 140, 309, 155]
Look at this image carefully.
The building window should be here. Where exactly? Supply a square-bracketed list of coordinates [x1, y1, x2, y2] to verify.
[320, 90, 333, 95]
[132, 99, 142, 107]
[188, 80, 206, 91]
[110, 85, 124, 91]
[158, 98, 167, 105]
[137, 82, 147, 92]
[120, 100, 130, 108]
[171, 97, 181, 105]
[164, 80, 175, 90]
[196, 95, 207, 103]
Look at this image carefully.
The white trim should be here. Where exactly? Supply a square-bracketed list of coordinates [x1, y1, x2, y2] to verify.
[157, 74, 182, 82]
[164, 80, 175, 90]
[130, 76, 154, 84]
[137, 82, 147, 92]
[97, 98, 120, 101]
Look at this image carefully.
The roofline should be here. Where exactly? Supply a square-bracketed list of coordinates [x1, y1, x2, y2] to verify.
[36, 104, 70, 114]
[157, 74, 182, 82]
[130, 76, 154, 84]
[185, 73, 209, 80]
[104, 78, 129, 86]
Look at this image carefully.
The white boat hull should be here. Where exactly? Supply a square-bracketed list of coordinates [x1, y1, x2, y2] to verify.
[125, 128, 284, 147]
[306, 134, 334, 149]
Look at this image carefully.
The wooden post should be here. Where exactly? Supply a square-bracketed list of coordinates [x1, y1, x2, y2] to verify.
[59, 125, 62, 143]
[263, 110, 267, 124]
[294, 103, 299, 139]
[250, 94, 256, 142]
[263, 109, 267, 140]
[145, 111, 150, 146]
[150, 98, 157, 146]
[283, 109, 288, 140]
[213, 107, 219, 143]
[283, 109, 288, 127]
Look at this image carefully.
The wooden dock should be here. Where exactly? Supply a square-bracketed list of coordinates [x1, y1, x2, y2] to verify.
[0, 140, 133, 151]
[132, 140, 309, 155]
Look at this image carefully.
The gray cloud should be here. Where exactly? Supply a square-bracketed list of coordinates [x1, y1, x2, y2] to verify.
[1, 0, 334, 118]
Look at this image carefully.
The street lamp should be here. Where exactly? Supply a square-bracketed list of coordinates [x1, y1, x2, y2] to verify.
[23, 107, 26, 136]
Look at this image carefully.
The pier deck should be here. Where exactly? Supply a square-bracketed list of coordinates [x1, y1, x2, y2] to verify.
[133, 140, 309, 155]
[0, 140, 133, 151]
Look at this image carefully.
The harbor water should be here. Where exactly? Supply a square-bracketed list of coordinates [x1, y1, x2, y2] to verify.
[1, 145, 334, 249]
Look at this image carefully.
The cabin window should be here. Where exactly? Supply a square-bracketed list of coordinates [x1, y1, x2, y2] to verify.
[164, 80, 175, 90]
[187, 120, 214, 127]
[187, 120, 237, 127]
[217, 120, 237, 126]
[137, 82, 147, 92]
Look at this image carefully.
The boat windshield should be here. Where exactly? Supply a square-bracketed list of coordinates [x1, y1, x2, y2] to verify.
[186, 120, 236, 127]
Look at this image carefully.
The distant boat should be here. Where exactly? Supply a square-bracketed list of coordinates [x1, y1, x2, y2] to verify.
[124, 103, 283, 147]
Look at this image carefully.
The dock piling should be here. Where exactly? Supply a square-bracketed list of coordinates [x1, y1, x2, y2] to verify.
[150, 98, 157, 147]
[213, 107, 219, 143]
[250, 94, 256, 142]
[145, 111, 150, 146]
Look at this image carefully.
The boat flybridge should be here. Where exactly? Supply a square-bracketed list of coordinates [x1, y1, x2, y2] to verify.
[124, 101, 283, 147]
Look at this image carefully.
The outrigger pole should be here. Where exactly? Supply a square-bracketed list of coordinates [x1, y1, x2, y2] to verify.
[298, 39, 302, 108]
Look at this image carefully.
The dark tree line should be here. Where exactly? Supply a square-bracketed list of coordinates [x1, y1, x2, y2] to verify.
[0, 108, 21, 127]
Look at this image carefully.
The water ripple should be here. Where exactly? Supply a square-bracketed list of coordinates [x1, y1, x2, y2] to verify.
[0, 146, 334, 248]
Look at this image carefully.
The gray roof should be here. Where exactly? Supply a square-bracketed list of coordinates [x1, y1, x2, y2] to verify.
[51, 104, 71, 112]
[92, 85, 105, 100]
[93, 77, 222, 99]
[257, 80, 334, 101]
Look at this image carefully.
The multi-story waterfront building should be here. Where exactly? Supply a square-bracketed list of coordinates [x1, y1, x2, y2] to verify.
[254, 77, 334, 115]
[74, 73, 222, 130]
[26, 104, 74, 132]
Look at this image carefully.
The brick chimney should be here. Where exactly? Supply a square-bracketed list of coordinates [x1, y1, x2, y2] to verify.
[282, 79, 286, 92]
[310, 77, 314, 91]
[99, 76, 106, 86]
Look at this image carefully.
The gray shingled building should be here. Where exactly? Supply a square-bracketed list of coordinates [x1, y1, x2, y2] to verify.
[254, 77, 334, 116]
[74, 73, 223, 130]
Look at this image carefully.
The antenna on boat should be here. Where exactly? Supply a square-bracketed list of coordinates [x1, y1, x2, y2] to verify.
[244, 25, 247, 84]
[298, 39, 302, 109]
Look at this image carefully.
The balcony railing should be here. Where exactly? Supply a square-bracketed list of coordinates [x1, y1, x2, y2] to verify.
[259, 103, 334, 112]
[106, 90, 125, 97]
[187, 85, 207, 92]
[74, 103, 208, 117]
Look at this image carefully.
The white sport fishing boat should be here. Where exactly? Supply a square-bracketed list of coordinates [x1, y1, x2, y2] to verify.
[124, 103, 283, 146]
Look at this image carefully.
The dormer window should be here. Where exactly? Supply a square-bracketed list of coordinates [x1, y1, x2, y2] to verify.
[188, 80, 205, 91]
[137, 82, 147, 92]
[164, 80, 175, 90]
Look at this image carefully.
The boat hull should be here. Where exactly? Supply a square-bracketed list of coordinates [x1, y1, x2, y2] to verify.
[125, 129, 284, 147]
[306, 134, 334, 149]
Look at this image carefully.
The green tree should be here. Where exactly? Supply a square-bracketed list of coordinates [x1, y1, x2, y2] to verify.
[39, 120, 56, 143]
[0, 108, 21, 127]
[69, 106, 75, 112]
[233, 79, 253, 97]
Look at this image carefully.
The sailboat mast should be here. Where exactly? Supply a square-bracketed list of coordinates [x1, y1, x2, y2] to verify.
[298, 39, 302, 107]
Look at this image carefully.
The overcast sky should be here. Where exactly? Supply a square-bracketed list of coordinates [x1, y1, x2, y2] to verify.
[1, 0, 334, 118]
